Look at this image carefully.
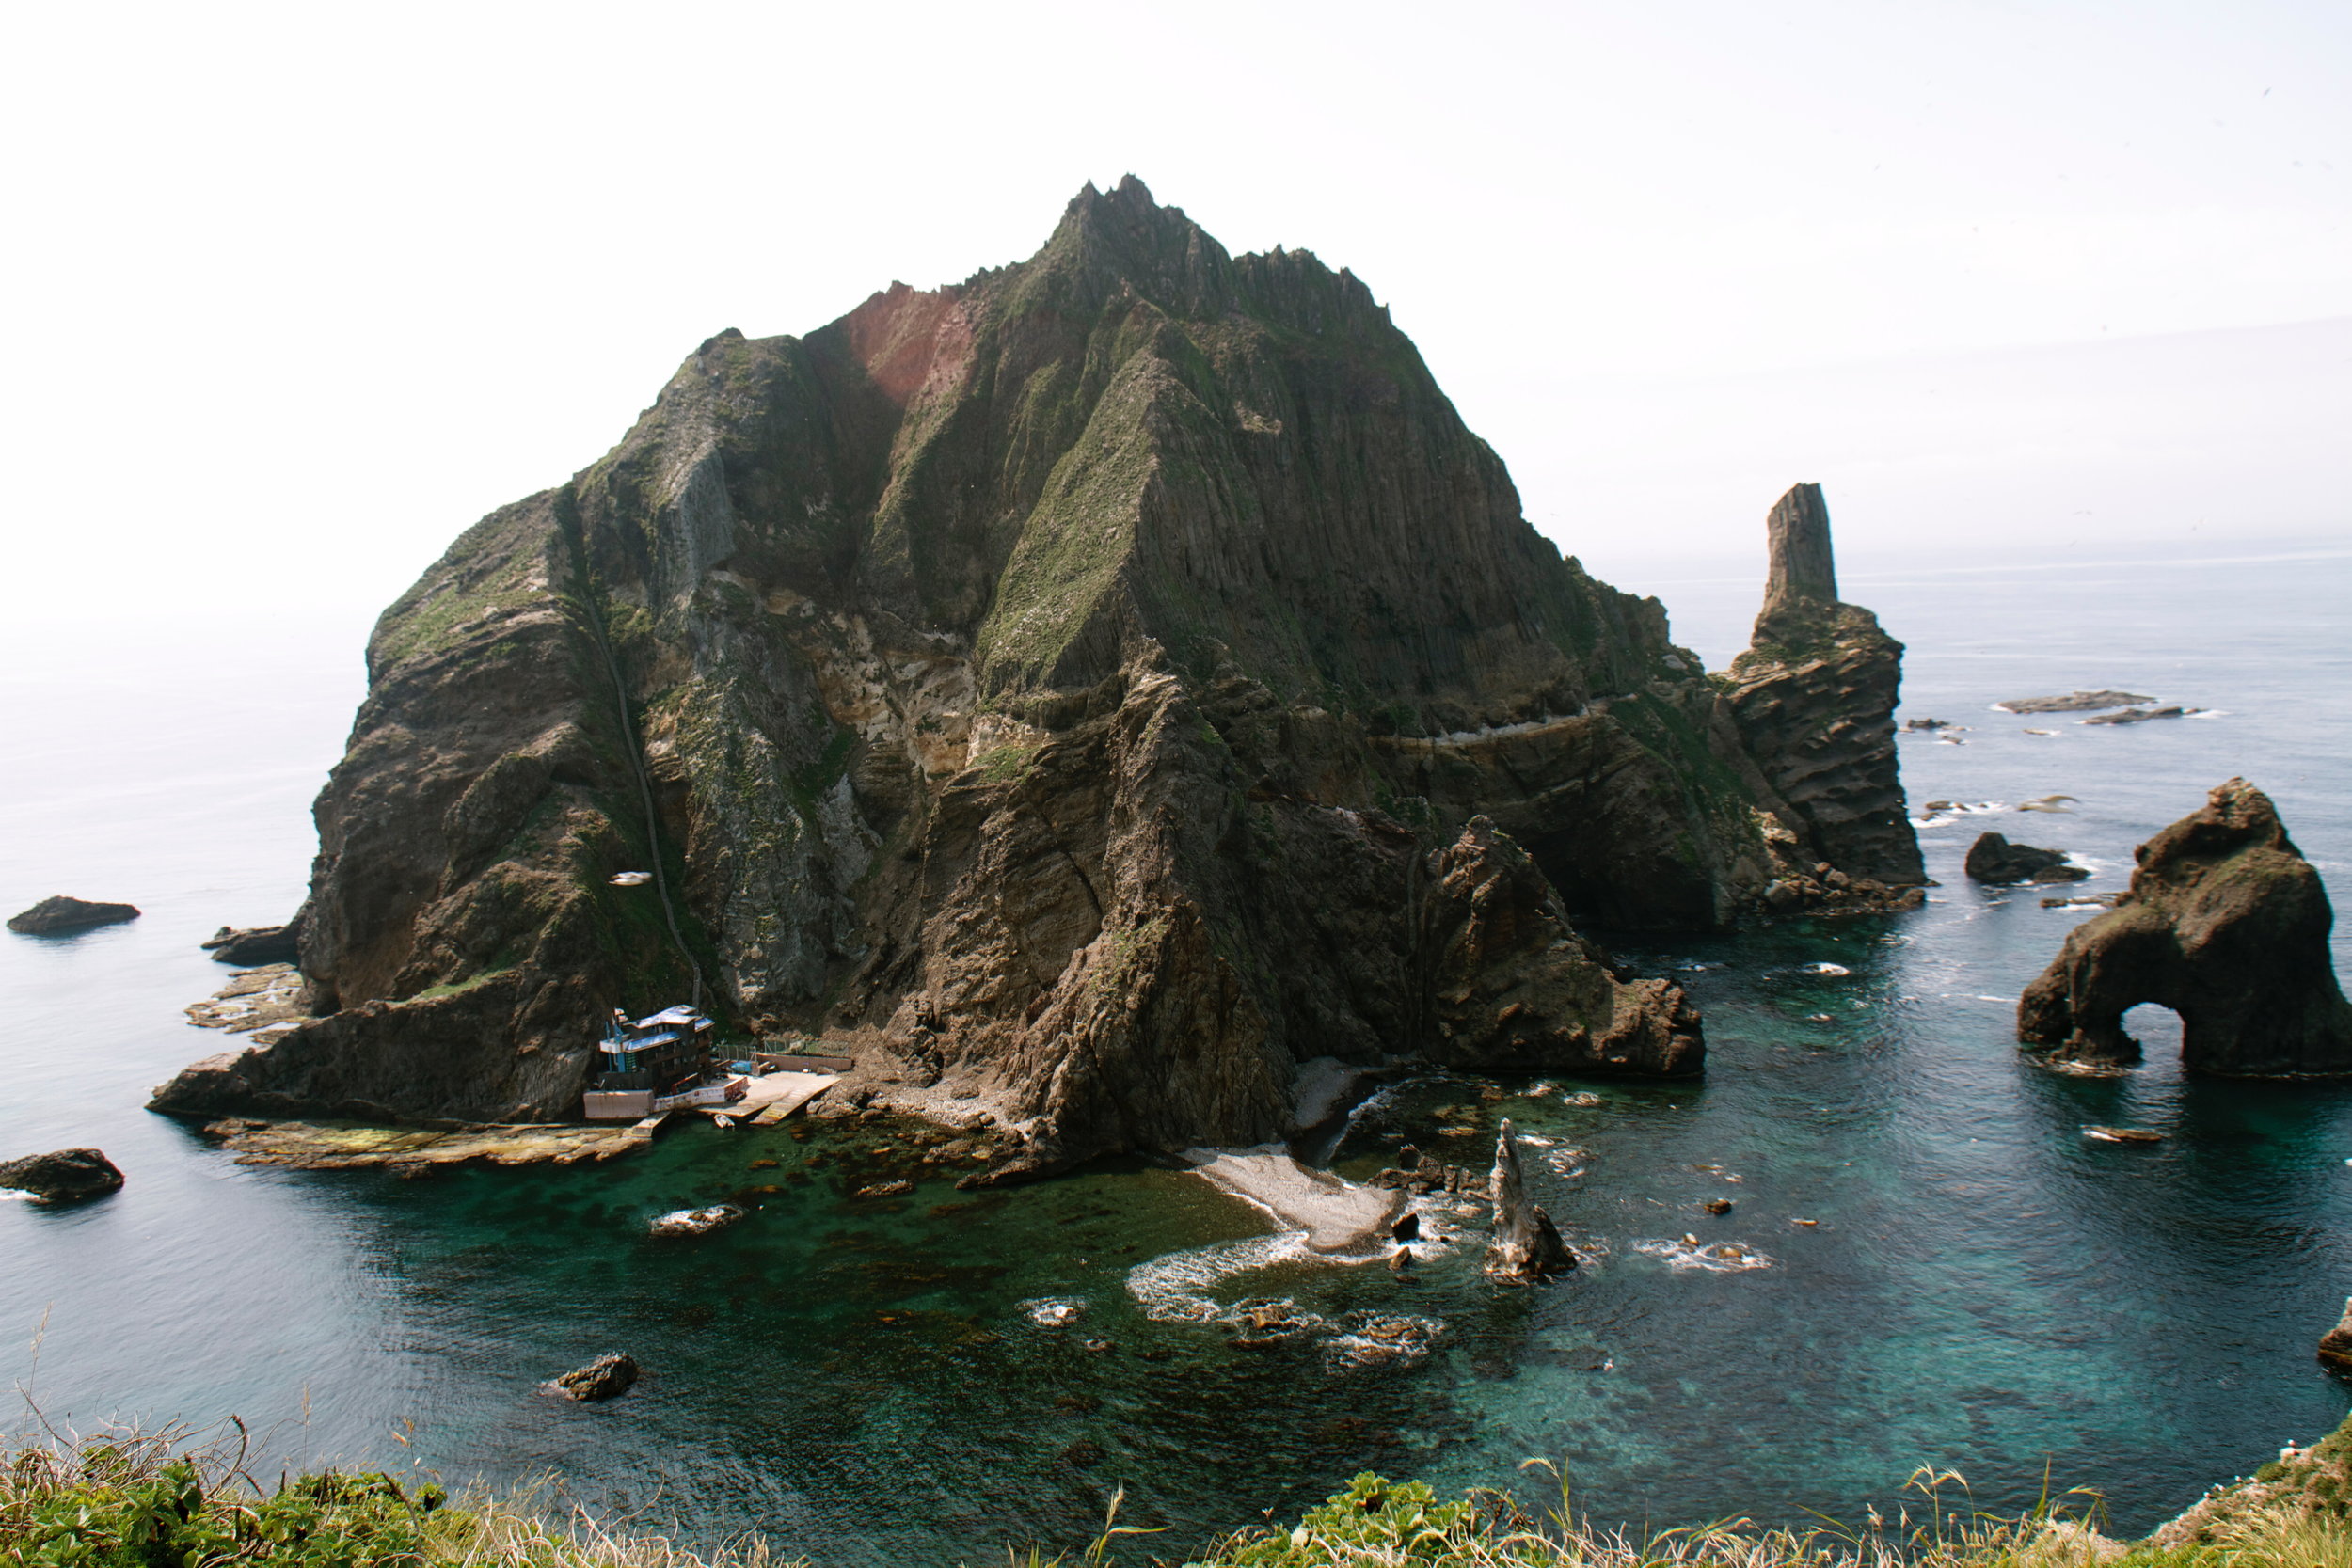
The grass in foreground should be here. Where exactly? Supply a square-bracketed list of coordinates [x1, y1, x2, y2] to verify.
[1, 1423, 2341, 1568]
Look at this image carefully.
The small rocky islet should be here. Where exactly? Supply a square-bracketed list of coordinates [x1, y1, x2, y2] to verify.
[7, 895, 139, 935]
[1963, 832, 2089, 885]
[0, 1147, 125, 1203]
[56, 178, 2349, 1538]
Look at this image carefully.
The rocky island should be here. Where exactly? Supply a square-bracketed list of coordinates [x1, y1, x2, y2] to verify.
[151, 178, 1921, 1178]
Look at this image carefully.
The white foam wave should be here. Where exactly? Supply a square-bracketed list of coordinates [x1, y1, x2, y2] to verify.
[1322, 1311, 1447, 1370]
[1124, 1232, 1316, 1322]
[1632, 1238, 1776, 1273]
[1019, 1296, 1089, 1327]
[1125, 1240, 1451, 1370]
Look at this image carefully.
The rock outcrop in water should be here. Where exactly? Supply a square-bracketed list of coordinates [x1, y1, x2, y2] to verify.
[1718, 484, 1925, 894]
[1486, 1118, 1574, 1279]
[1995, 690, 2152, 715]
[2018, 779, 2352, 1075]
[548, 1353, 639, 1402]
[202, 923, 301, 965]
[1422, 816, 1702, 1077]
[1964, 832, 2087, 885]
[150, 179, 1919, 1168]
[2319, 1300, 2352, 1374]
[8, 896, 139, 935]
[0, 1148, 124, 1202]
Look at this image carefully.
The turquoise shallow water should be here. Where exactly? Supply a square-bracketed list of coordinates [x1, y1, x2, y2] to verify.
[2, 545, 2348, 1560]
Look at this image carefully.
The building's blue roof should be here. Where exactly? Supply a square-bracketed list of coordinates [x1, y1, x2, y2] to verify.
[600, 1028, 686, 1053]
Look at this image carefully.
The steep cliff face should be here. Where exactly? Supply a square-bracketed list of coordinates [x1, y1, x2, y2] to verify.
[153, 179, 1891, 1164]
[1718, 483, 1924, 891]
[2018, 778, 2352, 1076]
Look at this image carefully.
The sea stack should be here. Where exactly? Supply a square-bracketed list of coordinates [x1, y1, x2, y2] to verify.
[1719, 484, 1926, 891]
[1486, 1118, 1574, 1279]
[148, 180, 1914, 1172]
[2018, 778, 2352, 1075]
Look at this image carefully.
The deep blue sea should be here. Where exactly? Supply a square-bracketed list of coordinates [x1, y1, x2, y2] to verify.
[3, 543, 2348, 1561]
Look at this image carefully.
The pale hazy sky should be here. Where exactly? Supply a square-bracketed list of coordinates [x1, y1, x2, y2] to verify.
[3, 0, 2344, 628]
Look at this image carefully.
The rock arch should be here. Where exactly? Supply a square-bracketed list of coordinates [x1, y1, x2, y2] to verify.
[2017, 778, 2352, 1075]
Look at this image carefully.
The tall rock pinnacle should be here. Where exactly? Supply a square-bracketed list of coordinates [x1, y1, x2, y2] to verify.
[1757, 482, 1838, 634]
[1719, 484, 1925, 890]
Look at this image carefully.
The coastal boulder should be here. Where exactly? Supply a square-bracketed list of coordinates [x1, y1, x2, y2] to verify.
[0, 1148, 125, 1202]
[2017, 779, 2352, 1075]
[1964, 832, 2088, 885]
[8, 896, 139, 935]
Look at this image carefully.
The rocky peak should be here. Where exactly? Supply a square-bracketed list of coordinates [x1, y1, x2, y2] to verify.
[1030, 175, 1236, 316]
[2138, 774, 2300, 882]
[1756, 482, 1840, 640]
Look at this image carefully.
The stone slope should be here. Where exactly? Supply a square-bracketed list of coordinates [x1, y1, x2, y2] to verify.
[153, 178, 1901, 1167]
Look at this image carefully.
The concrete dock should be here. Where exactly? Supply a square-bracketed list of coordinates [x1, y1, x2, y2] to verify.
[692, 1069, 838, 1126]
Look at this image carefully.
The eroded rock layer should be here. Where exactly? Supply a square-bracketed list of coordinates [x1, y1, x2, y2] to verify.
[152, 179, 1909, 1167]
[2018, 778, 2352, 1075]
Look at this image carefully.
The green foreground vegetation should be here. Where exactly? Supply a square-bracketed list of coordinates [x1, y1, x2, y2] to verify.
[7, 1419, 2350, 1568]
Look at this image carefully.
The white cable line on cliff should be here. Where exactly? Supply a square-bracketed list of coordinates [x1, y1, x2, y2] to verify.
[575, 575, 706, 1011]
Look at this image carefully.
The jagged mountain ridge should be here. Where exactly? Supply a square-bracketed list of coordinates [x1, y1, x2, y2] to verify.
[152, 178, 1910, 1171]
